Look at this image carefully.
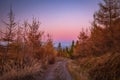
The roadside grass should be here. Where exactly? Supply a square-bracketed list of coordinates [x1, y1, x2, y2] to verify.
[89, 52, 120, 80]
[0, 59, 43, 80]
[67, 60, 88, 80]
[67, 52, 118, 80]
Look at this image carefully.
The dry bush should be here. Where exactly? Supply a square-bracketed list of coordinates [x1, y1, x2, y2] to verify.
[48, 55, 55, 64]
[89, 53, 120, 80]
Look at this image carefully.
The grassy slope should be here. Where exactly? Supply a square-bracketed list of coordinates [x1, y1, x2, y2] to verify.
[67, 53, 120, 80]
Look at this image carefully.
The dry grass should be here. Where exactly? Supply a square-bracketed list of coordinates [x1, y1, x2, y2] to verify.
[0, 59, 42, 80]
[77, 53, 111, 69]
[67, 60, 88, 80]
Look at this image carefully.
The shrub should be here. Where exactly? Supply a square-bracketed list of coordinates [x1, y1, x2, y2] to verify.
[89, 53, 120, 80]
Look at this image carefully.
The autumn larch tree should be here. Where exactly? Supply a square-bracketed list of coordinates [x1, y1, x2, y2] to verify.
[91, 0, 120, 54]
[94, 0, 120, 28]
[74, 29, 89, 57]
[0, 6, 16, 60]
[0, 6, 16, 74]
[45, 34, 55, 64]
[27, 18, 44, 60]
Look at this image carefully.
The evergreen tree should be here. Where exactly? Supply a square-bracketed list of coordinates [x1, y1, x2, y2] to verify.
[57, 42, 62, 56]
[69, 40, 75, 58]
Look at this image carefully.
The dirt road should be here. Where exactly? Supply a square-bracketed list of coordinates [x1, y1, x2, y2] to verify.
[36, 59, 73, 80]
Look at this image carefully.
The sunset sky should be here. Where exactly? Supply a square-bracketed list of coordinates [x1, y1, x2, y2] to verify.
[0, 0, 101, 46]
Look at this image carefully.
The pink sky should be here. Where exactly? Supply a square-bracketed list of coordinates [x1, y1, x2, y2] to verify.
[0, 0, 100, 43]
[39, 12, 91, 42]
